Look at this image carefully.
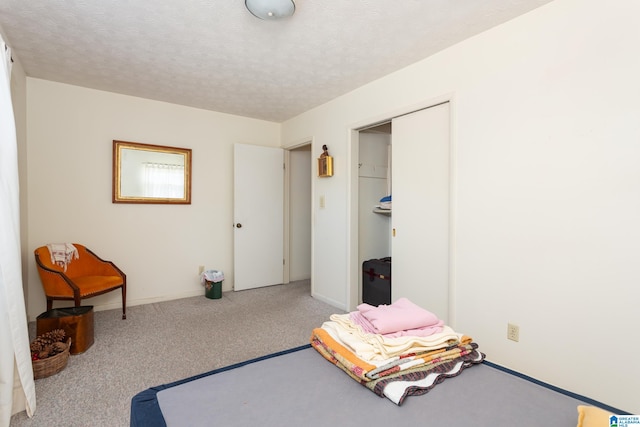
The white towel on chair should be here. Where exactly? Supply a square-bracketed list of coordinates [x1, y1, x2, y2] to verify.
[46, 243, 79, 271]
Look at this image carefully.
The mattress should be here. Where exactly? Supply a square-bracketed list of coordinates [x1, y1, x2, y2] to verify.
[130, 344, 621, 427]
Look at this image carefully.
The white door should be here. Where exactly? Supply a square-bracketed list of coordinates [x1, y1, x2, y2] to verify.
[234, 144, 284, 291]
[391, 102, 450, 322]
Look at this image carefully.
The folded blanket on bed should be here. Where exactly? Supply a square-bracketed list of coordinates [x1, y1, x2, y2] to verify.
[311, 327, 373, 384]
[365, 340, 476, 380]
[356, 298, 444, 335]
[310, 326, 484, 405]
[371, 351, 485, 405]
[326, 316, 462, 360]
[350, 311, 444, 338]
[311, 327, 474, 380]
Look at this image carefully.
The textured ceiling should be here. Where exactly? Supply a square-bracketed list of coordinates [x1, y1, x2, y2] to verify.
[0, 0, 553, 122]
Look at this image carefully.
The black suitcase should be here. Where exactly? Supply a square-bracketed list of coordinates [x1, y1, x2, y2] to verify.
[362, 257, 391, 306]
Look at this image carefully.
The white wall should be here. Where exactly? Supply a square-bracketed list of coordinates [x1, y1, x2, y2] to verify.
[26, 79, 280, 318]
[283, 0, 640, 414]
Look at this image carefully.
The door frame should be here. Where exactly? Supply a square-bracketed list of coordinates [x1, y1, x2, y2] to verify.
[347, 94, 457, 322]
[283, 138, 314, 292]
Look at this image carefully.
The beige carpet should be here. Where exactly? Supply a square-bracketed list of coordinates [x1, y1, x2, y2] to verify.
[11, 280, 342, 427]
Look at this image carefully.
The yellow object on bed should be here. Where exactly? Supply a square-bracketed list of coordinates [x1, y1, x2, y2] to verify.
[576, 405, 613, 427]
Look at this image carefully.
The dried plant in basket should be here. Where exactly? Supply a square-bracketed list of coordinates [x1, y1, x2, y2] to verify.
[31, 329, 71, 379]
[30, 329, 67, 361]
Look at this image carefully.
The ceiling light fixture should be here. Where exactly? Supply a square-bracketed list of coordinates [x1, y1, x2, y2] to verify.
[245, 0, 295, 20]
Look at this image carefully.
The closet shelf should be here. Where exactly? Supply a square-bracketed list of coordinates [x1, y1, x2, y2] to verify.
[373, 208, 391, 215]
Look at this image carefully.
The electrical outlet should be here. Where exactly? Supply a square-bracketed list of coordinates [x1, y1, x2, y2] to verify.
[198, 265, 205, 275]
[507, 323, 520, 342]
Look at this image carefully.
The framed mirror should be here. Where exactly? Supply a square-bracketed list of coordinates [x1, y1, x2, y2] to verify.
[112, 140, 192, 204]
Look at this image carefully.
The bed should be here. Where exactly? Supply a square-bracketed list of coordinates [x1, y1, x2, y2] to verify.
[132, 299, 625, 426]
[130, 344, 621, 427]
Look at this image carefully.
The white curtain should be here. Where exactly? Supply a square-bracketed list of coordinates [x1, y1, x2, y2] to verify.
[0, 37, 36, 425]
[143, 162, 185, 198]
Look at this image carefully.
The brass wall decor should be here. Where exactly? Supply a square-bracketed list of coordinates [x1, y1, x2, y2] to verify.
[318, 144, 333, 177]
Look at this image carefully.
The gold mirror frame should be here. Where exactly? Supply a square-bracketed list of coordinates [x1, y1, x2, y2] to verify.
[112, 140, 192, 204]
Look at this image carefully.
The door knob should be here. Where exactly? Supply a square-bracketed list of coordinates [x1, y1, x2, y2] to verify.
[236, 223, 242, 228]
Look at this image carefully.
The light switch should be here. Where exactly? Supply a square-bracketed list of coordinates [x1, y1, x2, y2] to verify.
[320, 195, 325, 208]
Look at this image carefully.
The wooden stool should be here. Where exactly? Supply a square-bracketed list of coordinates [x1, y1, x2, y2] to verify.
[36, 306, 94, 355]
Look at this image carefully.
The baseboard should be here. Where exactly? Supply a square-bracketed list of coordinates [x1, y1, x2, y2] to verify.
[82, 289, 206, 314]
[310, 291, 346, 312]
[484, 360, 630, 415]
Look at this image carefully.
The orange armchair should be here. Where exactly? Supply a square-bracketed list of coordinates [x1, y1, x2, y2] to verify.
[34, 244, 127, 319]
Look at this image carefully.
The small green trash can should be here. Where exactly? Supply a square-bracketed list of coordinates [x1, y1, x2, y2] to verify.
[202, 270, 224, 299]
[205, 280, 222, 299]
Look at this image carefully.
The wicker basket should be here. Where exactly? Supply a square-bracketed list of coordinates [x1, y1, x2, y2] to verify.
[32, 338, 71, 379]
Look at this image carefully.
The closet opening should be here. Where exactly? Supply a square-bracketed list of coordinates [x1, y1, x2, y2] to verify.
[349, 101, 452, 324]
[357, 122, 392, 307]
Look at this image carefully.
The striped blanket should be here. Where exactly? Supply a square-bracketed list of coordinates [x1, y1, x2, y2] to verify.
[310, 326, 485, 405]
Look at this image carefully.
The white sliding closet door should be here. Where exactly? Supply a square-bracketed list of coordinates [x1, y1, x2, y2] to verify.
[391, 102, 450, 322]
